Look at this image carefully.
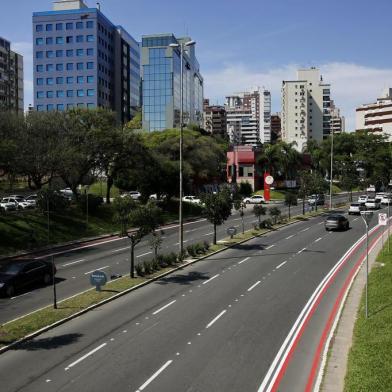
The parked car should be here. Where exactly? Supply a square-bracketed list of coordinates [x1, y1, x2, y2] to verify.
[381, 195, 392, 205]
[182, 195, 202, 204]
[358, 195, 368, 205]
[366, 185, 376, 192]
[0, 198, 17, 212]
[25, 194, 38, 207]
[348, 202, 365, 215]
[325, 214, 350, 231]
[121, 191, 141, 200]
[0, 259, 56, 297]
[308, 194, 325, 206]
[365, 198, 381, 210]
[3, 197, 32, 210]
[243, 195, 265, 204]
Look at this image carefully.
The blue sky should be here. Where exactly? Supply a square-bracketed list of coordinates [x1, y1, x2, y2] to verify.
[1, 0, 392, 129]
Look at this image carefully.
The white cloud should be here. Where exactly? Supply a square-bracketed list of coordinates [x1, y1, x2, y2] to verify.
[203, 62, 392, 131]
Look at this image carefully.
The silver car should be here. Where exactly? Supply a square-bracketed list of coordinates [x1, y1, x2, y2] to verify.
[325, 214, 349, 231]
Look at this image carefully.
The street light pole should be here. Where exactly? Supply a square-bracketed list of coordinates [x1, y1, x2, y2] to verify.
[329, 120, 334, 210]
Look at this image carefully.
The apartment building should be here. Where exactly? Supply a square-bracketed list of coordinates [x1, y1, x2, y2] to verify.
[225, 87, 271, 146]
[282, 68, 331, 151]
[330, 100, 345, 134]
[203, 98, 226, 135]
[356, 88, 392, 140]
[271, 113, 281, 143]
[0, 37, 23, 112]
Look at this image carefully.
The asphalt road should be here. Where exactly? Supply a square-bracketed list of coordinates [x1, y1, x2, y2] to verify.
[0, 199, 386, 391]
[0, 193, 354, 324]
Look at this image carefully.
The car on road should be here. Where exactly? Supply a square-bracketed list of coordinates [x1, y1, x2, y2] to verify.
[348, 202, 365, 215]
[367, 185, 376, 192]
[121, 191, 141, 200]
[0, 259, 56, 297]
[325, 214, 350, 231]
[308, 194, 325, 206]
[0, 198, 17, 212]
[358, 195, 368, 205]
[243, 195, 265, 204]
[381, 195, 392, 205]
[365, 198, 381, 210]
[182, 195, 202, 204]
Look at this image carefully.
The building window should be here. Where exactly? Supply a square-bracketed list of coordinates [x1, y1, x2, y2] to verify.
[36, 78, 44, 85]
[46, 37, 53, 45]
[66, 63, 73, 70]
[77, 62, 84, 70]
[57, 90, 64, 98]
[86, 21, 94, 28]
[76, 49, 84, 56]
[77, 103, 84, 108]
[66, 77, 74, 84]
[36, 64, 44, 72]
[36, 91, 44, 99]
[57, 104, 64, 111]
[66, 36, 73, 44]
[77, 76, 84, 84]
[56, 23, 63, 31]
[77, 90, 84, 97]
[56, 37, 64, 44]
[36, 24, 43, 32]
[66, 49, 73, 57]
[76, 22, 83, 29]
[66, 23, 73, 30]
[46, 51, 54, 58]
[36, 38, 44, 45]
[87, 48, 94, 56]
[67, 90, 74, 97]
[87, 76, 94, 83]
[87, 89, 94, 96]
[67, 103, 74, 109]
[37, 105, 44, 111]
[46, 64, 54, 71]
[87, 61, 94, 69]
[76, 35, 83, 43]
[47, 78, 54, 85]
[87, 35, 94, 42]
[36, 51, 43, 59]
[47, 91, 54, 98]
[56, 50, 63, 57]
[56, 77, 64, 84]
[56, 63, 64, 71]
[46, 24, 53, 31]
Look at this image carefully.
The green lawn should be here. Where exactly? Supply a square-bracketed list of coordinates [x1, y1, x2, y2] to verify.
[88, 181, 120, 199]
[254, 189, 287, 200]
[344, 236, 392, 391]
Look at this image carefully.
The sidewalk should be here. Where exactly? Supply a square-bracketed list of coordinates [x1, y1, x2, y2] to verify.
[320, 229, 385, 391]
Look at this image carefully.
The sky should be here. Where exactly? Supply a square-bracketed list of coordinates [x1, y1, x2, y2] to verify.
[1, 0, 392, 130]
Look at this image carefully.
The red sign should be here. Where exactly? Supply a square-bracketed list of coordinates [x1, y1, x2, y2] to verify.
[264, 172, 271, 202]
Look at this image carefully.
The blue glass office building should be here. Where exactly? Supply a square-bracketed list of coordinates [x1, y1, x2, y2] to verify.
[33, 0, 140, 123]
[141, 34, 203, 131]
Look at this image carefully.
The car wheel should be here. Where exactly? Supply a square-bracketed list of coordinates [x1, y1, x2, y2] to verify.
[346, 223, 350, 230]
[43, 273, 51, 285]
[6, 285, 15, 297]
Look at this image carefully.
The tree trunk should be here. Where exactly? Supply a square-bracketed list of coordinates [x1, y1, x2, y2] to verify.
[106, 176, 113, 204]
[130, 241, 135, 278]
[302, 197, 305, 215]
[241, 216, 244, 234]
[288, 204, 291, 219]
[213, 223, 217, 245]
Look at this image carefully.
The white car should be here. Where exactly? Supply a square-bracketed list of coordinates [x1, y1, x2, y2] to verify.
[2, 197, 32, 210]
[182, 195, 201, 204]
[348, 203, 365, 215]
[367, 185, 376, 192]
[381, 195, 392, 205]
[0, 199, 17, 212]
[243, 195, 265, 204]
[121, 191, 141, 200]
[25, 194, 38, 207]
[358, 195, 368, 205]
[365, 198, 381, 210]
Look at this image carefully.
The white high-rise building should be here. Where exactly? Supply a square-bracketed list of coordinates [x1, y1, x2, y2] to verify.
[225, 87, 271, 146]
[282, 68, 331, 151]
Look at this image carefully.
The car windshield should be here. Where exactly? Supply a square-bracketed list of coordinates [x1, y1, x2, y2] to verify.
[327, 216, 340, 221]
[0, 262, 25, 275]
[351, 203, 359, 207]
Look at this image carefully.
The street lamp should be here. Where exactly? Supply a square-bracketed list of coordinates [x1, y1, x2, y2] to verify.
[329, 118, 334, 210]
[360, 210, 373, 318]
[169, 40, 196, 258]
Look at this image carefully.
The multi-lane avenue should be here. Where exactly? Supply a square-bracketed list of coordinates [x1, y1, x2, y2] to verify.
[0, 196, 387, 392]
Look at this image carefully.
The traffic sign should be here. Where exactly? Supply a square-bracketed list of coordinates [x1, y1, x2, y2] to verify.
[90, 270, 107, 291]
[227, 226, 237, 238]
[379, 213, 388, 226]
[265, 175, 274, 185]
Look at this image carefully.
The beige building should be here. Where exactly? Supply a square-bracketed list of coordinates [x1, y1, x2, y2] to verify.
[282, 68, 331, 151]
[203, 99, 227, 136]
[330, 100, 345, 134]
[356, 88, 392, 140]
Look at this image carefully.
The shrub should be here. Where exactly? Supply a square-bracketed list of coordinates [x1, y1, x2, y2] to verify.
[135, 263, 144, 277]
[143, 260, 153, 275]
[152, 258, 160, 271]
[37, 189, 70, 213]
[187, 244, 197, 257]
[78, 193, 104, 214]
[168, 252, 178, 264]
[203, 240, 210, 251]
[260, 219, 273, 229]
[178, 249, 187, 262]
[157, 254, 166, 268]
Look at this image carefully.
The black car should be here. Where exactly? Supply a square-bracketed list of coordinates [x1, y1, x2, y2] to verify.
[0, 260, 56, 297]
[325, 214, 349, 231]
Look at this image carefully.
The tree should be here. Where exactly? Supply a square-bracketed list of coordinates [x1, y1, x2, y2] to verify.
[124, 109, 142, 131]
[112, 196, 134, 237]
[298, 170, 314, 215]
[238, 182, 253, 198]
[284, 192, 298, 219]
[269, 207, 281, 224]
[253, 204, 267, 225]
[201, 189, 232, 244]
[234, 199, 246, 234]
[149, 231, 163, 262]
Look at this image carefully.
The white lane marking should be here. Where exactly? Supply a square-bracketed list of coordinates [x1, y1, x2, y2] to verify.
[238, 257, 250, 265]
[276, 261, 287, 270]
[233, 218, 242, 221]
[203, 274, 220, 285]
[185, 228, 198, 233]
[152, 300, 176, 315]
[285, 235, 294, 240]
[204, 232, 214, 236]
[137, 251, 153, 258]
[353, 218, 359, 221]
[83, 266, 109, 275]
[135, 360, 173, 392]
[315, 237, 323, 243]
[301, 227, 310, 232]
[175, 240, 189, 245]
[297, 248, 306, 254]
[11, 292, 33, 300]
[65, 343, 107, 370]
[247, 281, 261, 292]
[62, 259, 85, 267]
[206, 310, 227, 328]
[111, 246, 130, 253]
[233, 225, 240, 228]
[318, 222, 324, 225]
[265, 245, 275, 250]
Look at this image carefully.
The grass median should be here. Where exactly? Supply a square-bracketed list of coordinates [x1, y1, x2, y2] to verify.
[0, 208, 329, 350]
[344, 236, 392, 391]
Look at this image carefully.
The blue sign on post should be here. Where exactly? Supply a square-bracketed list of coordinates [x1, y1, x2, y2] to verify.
[90, 270, 107, 291]
[227, 226, 237, 239]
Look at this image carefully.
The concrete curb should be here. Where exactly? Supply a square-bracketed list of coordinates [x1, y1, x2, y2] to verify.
[0, 210, 329, 355]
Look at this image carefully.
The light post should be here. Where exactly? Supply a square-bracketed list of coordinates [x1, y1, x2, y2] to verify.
[360, 210, 373, 318]
[329, 119, 334, 210]
[169, 40, 196, 258]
